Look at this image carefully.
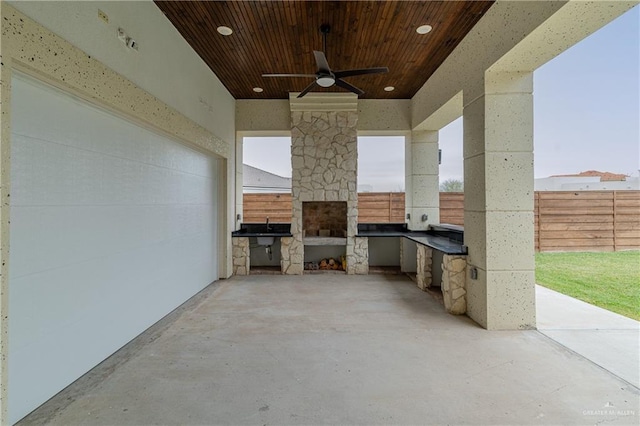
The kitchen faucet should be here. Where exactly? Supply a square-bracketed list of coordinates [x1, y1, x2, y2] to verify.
[266, 216, 272, 232]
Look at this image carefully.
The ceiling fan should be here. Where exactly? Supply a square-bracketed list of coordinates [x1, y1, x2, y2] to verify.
[262, 24, 389, 98]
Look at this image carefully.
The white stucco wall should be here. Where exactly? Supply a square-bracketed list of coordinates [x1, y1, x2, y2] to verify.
[0, 2, 238, 422]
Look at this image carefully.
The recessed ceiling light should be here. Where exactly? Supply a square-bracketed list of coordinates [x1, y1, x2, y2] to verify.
[252, 87, 264, 93]
[416, 24, 433, 35]
[217, 26, 233, 36]
[384, 86, 395, 92]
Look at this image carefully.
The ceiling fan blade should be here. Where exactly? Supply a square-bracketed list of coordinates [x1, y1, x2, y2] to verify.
[297, 80, 319, 98]
[334, 67, 389, 78]
[335, 78, 364, 96]
[262, 74, 317, 78]
[313, 50, 331, 74]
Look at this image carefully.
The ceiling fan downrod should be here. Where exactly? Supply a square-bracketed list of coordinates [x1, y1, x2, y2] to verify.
[320, 24, 330, 57]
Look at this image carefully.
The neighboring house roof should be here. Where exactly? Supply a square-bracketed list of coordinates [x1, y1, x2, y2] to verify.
[550, 170, 628, 181]
[243, 164, 291, 192]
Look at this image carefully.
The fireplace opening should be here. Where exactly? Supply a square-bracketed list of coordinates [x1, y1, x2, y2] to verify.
[302, 201, 347, 237]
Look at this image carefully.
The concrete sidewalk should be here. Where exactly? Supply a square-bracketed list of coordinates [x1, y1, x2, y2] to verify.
[536, 285, 640, 388]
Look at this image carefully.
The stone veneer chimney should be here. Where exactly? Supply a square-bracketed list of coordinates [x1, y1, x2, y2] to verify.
[280, 93, 368, 275]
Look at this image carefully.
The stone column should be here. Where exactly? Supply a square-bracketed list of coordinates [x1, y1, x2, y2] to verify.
[288, 94, 361, 275]
[463, 71, 536, 330]
[416, 245, 433, 290]
[406, 130, 440, 230]
[232, 237, 250, 276]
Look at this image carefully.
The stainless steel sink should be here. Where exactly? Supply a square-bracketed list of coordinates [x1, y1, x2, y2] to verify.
[256, 236, 275, 246]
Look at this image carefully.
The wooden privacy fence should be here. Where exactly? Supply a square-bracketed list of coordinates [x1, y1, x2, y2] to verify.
[242, 192, 406, 223]
[243, 193, 462, 224]
[439, 192, 465, 226]
[357, 192, 406, 223]
[535, 191, 640, 252]
[243, 193, 292, 223]
[243, 191, 640, 251]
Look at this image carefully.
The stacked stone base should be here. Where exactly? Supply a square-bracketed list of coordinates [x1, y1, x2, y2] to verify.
[232, 237, 250, 276]
[416, 245, 433, 290]
[413, 245, 467, 316]
[348, 237, 369, 275]
[280, 237, 303, 275]
[441, 254, 467, 315]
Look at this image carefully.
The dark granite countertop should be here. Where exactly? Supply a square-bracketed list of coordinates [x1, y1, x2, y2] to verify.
[356, 223, 408, 237]
[404, 234, 467, 255]
[232, 223, 467, 255]
[356, 231, 408, 237]
[232, 223, 292, 238]
[356, 223, 467, 255]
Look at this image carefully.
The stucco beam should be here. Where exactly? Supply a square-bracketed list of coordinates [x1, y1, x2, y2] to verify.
[413, 92, 462, 132]
[357, 99, 411, 132]
[237, 98, 411, 133]
[412, 1, 637, 130]
[236, 100, 292, 132]
[7, 0, 236, 146]
[1, 4, 231, 159]
[411, 0, 568, 130]
[490, 0, 639, 73]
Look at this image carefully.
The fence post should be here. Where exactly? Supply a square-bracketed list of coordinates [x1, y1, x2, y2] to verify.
[613, 191, 617, 252]
[535, 192, 540, 252]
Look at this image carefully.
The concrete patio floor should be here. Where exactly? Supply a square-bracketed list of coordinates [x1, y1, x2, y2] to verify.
[19, 274, 640, 425]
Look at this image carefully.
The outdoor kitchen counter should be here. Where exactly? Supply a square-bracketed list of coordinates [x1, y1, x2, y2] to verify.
[357, 223, 467, 255]
[403, 233, 467, 255]
[232, 223, 292, 238]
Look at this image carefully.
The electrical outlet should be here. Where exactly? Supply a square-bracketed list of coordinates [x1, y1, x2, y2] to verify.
[126, 38, 139, 51]
[98, 9, 109, 24]
[470, 267, 478, 280]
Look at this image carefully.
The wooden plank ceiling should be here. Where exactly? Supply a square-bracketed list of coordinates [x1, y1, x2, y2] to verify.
[155, 1, 494, 99]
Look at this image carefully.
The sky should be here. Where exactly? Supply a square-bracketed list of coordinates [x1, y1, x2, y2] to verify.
[244, 6, 639, 189]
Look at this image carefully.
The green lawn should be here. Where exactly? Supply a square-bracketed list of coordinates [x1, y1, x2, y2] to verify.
[536, 251, 640, 321]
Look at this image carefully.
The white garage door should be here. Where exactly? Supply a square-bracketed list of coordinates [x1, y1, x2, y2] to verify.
[8, 73, 219, 423]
